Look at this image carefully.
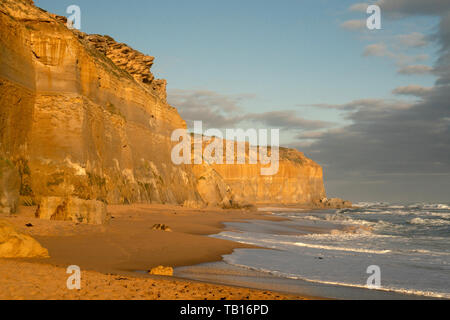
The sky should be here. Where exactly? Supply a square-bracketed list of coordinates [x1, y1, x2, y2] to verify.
[35, 0, 450, 203]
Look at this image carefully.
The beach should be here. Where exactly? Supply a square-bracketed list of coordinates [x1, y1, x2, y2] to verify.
[0, 204, 311, 300]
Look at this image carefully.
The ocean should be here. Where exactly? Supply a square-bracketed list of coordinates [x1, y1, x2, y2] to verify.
[211, 203, 450, 299]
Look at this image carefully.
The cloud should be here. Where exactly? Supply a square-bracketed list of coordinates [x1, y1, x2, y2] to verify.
[395, 32, 429, 48]
[299, 8, 450, 202]
[295, 131, 328, 139]
[169, 90, 332, 132]
[168, 89, 249, 128]
[397, 65, 434, 75]
[245, 111, 333, 131]
[392, 85, 433, 97]
[363, 43, 428, 67]
[377, 0, 450, 16]
[310, 99, 413, 112]
[349, 3, 370, 12]
[363, 43, 389, 57]
[340, 19, 366, 31]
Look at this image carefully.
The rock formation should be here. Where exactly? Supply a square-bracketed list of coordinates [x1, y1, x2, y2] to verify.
[0, 0, 201, 208]
[36, 196, 110, 225]
[318, 198, 353, 209]
[210, 148, 326, 205]
[149, 266, 174, 276]
[151, 224, 172, 232]
[0, 159, 20, 214]
[0, 219, 49, 258]
[0, 0, 337, 212]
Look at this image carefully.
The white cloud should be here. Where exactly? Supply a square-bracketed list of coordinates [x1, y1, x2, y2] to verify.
[397, 65, 434, 75]
[349, 3, 370, 12]
[392, 85, 433, 97]
[340, 19, 366, 31]
[363, 43, 429, 68]
[395, 32, 428, 48]
[363, 43, 389, 57]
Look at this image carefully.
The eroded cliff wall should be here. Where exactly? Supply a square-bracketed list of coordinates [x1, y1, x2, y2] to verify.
[0, 0, 328, 208]
[190, 138, 326, 206]
[211, 148, 326, 205]
[0, 0, 201, 205]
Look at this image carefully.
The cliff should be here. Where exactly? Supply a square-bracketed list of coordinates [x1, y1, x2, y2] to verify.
[0, 0, 328, 211]
[190, 138, 326, 206]
[210, 148, 326, 205]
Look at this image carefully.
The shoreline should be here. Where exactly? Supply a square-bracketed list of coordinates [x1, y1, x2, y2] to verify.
[0, 204, 314, 300]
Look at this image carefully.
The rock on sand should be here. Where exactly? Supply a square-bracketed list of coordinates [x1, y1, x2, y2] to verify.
[0, 219, 49, 258]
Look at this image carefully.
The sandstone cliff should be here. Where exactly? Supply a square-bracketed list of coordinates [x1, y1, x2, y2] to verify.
[210, 148, 326, 205]
[190, 138, 326, 206]
[0, 0, 202, 207]
[0, 0, 329, 210]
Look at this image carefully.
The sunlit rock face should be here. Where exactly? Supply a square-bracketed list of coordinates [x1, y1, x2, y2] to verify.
[36, 196, 110, 225]
[0, 0, 201, 206]
[0, 219, 49, 258]
[189, 138, 327, 206]
[208, 148, 327, 205]
[0, 0, 328, 208]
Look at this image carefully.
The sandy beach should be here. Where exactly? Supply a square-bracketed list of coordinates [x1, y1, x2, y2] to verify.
[0, 204, 312, 300]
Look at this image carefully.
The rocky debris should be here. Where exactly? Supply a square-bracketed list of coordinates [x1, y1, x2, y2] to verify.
[85, 34, 155, 84]
[182, 200, 206, 209]
[193, 164, 236, 208]
[0, 159, 20, 214]
[81, 34, 169, 101]
[36, 197, 110, 225]
[149, 266, 174, 276]
[0, 219, 49, 258]
[151, 224, 172, 232]
[319, 198, 353, 209]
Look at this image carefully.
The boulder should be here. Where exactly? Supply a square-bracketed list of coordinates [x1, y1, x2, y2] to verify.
[0, 219, 49, 258]
[149, 266, 173, 276]
[0, 159, 20, 214]
[151, 224, 172, 232]
[36, 197, 110, 225]
[320, 198, 353, 209]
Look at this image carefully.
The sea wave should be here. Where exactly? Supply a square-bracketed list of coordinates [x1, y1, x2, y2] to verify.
[222, 259, 450, 299]
[299, 213, 374, 226]
[292, 242, 391, 254]
[410, 217, 450, 226]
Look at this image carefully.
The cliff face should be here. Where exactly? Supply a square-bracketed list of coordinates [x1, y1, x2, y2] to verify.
[0, 0, 201, 206]
[210, 148, 326, 205]
[190, 139, 326, 206]
[0, 0, 327, 209]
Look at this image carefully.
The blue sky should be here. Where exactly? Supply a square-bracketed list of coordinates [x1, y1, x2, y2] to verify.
[35, 0, 449, 202]
[36, 0, 436, 122]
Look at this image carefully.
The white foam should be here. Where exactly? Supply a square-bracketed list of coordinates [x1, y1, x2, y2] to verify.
[223, 259, 450, 299]
[292, 241, 392, 254]
[410, 217, 450, 226]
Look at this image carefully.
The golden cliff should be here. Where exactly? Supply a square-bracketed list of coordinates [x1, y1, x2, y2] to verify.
[0, 0, 330, 213]
[210, 148, 326, 205]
